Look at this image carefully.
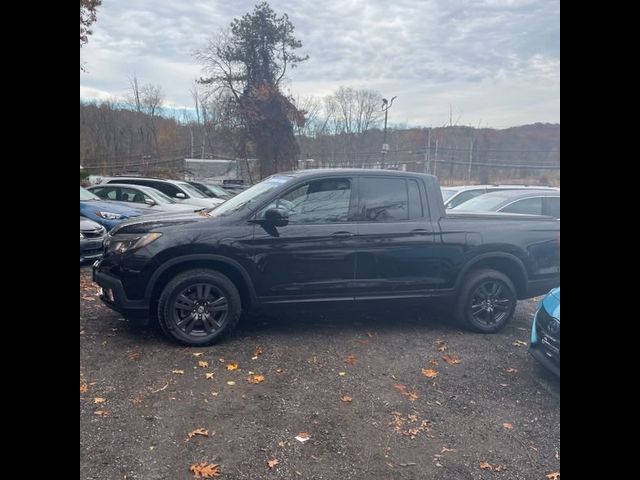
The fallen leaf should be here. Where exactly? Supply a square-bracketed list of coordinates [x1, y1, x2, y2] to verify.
[205, 373, 215, 380]
[442, 354, 462, 364]
[276, 368, 284, 373]
[495, 464, 506, 472]
[226, 362, 239, 371]
[172, 369, 184, 375]
[128, 352, 141, 361]
[406, 391, 419, 401]
[254, 346, 264, 357]
[546, 472, 560, 480]
[226, 381, 236, 386]
[189, 462, 221, 478]
[435, 340, 448, 352]
[421, 368, 439, 378]
[394, 383, 419, 401]
[441, 447, 456, 453]
[505, 368, 518, 373]
[132, 394, 145, 405]
[218, 358, 225, 363]
[198, 361, 209, 368]
[94, 410, 108, 416]
[192, 352, 204, 357]
[340, 395, 353, 403]
[247, 374, 265, 384]
[267, 459, 279, 469]
[187, 428, 210, 439]
[338, 372, 346, 376]
[555, 451, 560, 460]
[479, 461, 492, 470]
[394, 383, 407, 392]
[344, 355, 357, 365]
[80, 384, 88, 393]
[211, 391, 219, 397]
[94, 397, 106, 404]
[513, 340, 528, 347]
[429, 359, 439, 366]
[503, 423, 514, 430]
[295, 432, 310, 443]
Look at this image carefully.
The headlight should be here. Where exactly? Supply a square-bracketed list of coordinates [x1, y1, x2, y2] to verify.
[105, 232, 162, 254]
[96, 211, 125, 220]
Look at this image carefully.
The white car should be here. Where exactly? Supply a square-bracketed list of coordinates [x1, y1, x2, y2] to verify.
[441, 184, 559, 209]
[100, 177, 224, 209]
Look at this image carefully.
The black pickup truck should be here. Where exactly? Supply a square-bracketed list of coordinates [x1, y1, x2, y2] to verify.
[93, 169, 560, 346]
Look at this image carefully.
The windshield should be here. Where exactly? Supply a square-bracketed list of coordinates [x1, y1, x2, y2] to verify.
[177, 182, 209, 198]
[208, 175, 292, 217]
[149, 189, 177, 204]
[206, 184, 232, 197]
[440, 188, 459, 202]
[80, 186, 100, 201]
[452, 192, 513, 211]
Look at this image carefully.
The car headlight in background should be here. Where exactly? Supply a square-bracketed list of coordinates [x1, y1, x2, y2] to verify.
[96, 211, 125, 220]
[105, 232, 162, 254]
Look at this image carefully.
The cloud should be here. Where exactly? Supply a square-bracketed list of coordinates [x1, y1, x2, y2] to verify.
[80, 0, 559, 126]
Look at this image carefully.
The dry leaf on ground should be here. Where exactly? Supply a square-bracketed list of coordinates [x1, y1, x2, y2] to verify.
[187, 428, 210, 439]
[435, 340, 448, 352]
[503, 423, 513, 429]
[226, 362, 239, 371]
[128, 352, 141, 361]
[479, 461, 492, 470]
[205, 373, 215, 380]
[94, 397, 106, 404]
[226, 381, 236, 386]
[340, 395, 353, 402]
[172, 369, 184, 375]
[192, 352, 204, 357]
[267, 459, 279, 469]
[247, 374, 265, 384]
[276, 368, 284, 373]
[80, 384, 88, 393]
[441, 447, 456, 453]
[344, 355, 357, 365]
[513, 340, 528, 347]
[546, 472, 560, 480]
[338, 371, 346, 376]
[295, 432, 310, 442]
[198, 361, 209, 368]
[442, 355, 462, 364]
[189, 462, 220, 478]
[505, 368, 518, 373]
[254, 346, 264, 357]
[94, 410, 108, 416]
[421, 368, 439, 378]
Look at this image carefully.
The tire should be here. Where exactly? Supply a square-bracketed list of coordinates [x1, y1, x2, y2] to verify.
[157, 269, 241, 346]
[455, 269, 517, 333]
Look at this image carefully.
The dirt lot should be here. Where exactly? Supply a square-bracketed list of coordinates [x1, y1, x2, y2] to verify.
[80, 267, 559, 480]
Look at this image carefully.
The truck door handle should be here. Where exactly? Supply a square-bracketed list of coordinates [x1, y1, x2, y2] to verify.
[411, 229, 430, 235]
[331, 231, 354, 238]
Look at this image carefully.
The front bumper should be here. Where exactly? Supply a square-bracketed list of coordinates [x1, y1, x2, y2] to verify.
[529, 308, 560, 376]
[529, 345, 560, 377]
[80, 237, 106, 263]
[92, 267, 149, 316]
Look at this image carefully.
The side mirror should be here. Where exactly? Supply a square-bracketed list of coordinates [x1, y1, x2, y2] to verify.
[175, 193, 187, 199]
[144, 198, 156, 206]
[263, 208, 289, 227]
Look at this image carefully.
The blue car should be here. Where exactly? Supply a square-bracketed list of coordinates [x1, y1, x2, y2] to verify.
[529, 287, 560, 376]
[80, 187, 147, 231]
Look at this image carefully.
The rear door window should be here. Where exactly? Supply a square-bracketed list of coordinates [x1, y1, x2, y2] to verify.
[501, 197, 543, 215]
[358, 177, 409, 221]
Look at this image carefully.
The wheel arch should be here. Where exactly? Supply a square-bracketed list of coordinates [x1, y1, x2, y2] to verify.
[455, 253, 528, 299]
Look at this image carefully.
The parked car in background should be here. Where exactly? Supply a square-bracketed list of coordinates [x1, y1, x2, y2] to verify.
[529, 287, 560, 376]
[441, 185, 559, 210]
[94, 169, 560, 346]
[99, 177, 225, 209]
[451, 189, 560, 219]
[220, 179, 249, 195]
[80, 216, 106, 263]
[186, 181, 233, 200]
[87, 184, 200, 212]
[80, 187, 148, 230]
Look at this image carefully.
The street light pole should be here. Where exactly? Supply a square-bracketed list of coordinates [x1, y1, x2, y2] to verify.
[381, 96, 396, 169]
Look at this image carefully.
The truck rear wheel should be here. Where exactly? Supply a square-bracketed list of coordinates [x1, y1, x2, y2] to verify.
[456, 269, 516, 333]
[157, 269, 241, 346]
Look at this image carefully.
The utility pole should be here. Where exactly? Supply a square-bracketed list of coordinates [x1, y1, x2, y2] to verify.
[468, 138, 474, 181]
[425, 127, 431, 173]
[381, 96, 397, 169]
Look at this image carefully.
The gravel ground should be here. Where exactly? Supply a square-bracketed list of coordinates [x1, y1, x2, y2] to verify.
[80, 267, 559, 480]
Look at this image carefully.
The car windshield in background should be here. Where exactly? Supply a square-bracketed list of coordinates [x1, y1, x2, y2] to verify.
[150, 189, 178, 204]
[80, 187, 100, 201]
[208, 175, 291, 217]
[452, 192, 513, 211]
[440, 188, 458, 201]
[177, 182, 210, 198]
[206, 184, 232, 196]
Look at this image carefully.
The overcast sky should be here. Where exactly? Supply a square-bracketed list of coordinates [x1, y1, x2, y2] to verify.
[80, 0, 559, 128]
